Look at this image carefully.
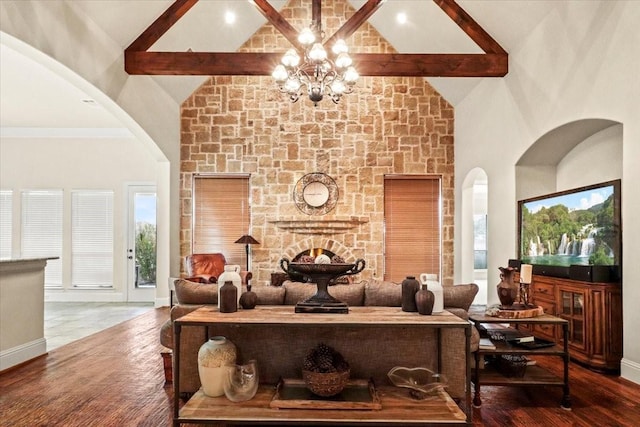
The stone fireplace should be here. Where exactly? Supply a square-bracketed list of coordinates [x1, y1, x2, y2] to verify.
[179, 0, 455, 287]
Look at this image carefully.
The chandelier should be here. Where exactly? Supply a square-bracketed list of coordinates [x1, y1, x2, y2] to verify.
[272, 23, 358, 106]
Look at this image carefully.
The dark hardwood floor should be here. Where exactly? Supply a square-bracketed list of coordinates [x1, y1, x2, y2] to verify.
[1, 307, 639, 426]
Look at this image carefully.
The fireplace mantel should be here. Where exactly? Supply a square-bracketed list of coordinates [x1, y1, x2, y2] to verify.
[269, 216, 369, 235]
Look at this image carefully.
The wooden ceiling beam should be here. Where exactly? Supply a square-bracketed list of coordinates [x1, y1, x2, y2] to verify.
[433, 0, 507, 54]
[325, 0, 385, 47]
[251, 0, 301, 49]
[126, 0, 198, 52]
[124, 0, 508, 78]
[125, 51, 507, 77]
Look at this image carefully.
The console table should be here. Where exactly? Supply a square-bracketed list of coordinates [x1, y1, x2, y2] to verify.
[173, 306, 472, 426]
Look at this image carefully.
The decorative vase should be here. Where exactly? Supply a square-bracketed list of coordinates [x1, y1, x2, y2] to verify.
[415, 284, 435, 315]
[224, 359, 259, 402]
[239, 284, 258, 309]
[197, 336, 237, 397]
[218, 265, 242, 309]
[497, 266, 518, 307]
[219, 281, 238, 313]
[420, 273, 444, 314]
[402, 276, 420, 312]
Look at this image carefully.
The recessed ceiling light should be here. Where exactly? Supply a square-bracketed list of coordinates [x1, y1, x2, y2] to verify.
[225, 11, 236, 25]
[396, 12, 407, 25]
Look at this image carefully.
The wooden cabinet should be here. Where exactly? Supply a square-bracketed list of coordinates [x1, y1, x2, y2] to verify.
[527, 275, 622, 372]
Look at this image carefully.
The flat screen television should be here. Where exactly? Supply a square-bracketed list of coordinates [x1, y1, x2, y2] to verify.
[518, 180, 621, 278]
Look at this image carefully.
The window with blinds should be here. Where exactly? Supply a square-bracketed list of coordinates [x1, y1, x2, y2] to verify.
[21, 190, 63, 288]
[71, 191, 114, 287]
[193, 176, 250, 267]
[0, 190, 12, 259]
[384, 176, 441, 283]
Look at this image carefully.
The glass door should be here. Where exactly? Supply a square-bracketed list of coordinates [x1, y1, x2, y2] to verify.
[127, 185, 157, 302]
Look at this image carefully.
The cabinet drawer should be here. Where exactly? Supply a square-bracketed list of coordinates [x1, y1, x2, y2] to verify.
[535, 299, 556, 316]
[533, 322, 556, 339]
[533, 282, 555, 298]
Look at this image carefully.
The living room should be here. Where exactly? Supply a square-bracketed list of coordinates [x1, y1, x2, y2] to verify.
[1, 0, 639, 425]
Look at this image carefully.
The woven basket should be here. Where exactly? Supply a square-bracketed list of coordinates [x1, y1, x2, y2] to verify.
[302, 369, 350, 397]
[498, 354, 528, 377]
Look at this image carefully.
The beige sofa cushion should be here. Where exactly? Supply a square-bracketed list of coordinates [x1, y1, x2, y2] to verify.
[443, 283, 479, 310]
[363, 279, 402, 306]
[250, 285, 286, 305]
[283, 281, 365, 306]
[175, 279, 218, 304]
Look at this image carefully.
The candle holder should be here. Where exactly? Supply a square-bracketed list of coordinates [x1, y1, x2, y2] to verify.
[516, 264, 534, 309]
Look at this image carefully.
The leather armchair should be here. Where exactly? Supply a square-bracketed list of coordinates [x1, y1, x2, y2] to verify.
[183, 253, 252, 285]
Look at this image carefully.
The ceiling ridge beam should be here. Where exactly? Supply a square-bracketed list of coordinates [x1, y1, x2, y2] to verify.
[125, 0, 199, 53]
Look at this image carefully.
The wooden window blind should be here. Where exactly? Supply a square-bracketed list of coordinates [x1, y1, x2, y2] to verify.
[193, 176, 250, 267]
[384, 176, 441, 283]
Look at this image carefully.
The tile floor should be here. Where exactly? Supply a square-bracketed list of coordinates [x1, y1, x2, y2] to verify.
[44, 302, 155, 351]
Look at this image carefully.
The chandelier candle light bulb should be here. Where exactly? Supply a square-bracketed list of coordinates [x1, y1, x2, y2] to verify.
[272, 22, 358, 105]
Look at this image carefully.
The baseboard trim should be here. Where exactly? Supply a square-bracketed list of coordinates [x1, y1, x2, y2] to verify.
[45, 291, 125, 302]
[621, 357, 640, 385]
[0, 338, 47, 372]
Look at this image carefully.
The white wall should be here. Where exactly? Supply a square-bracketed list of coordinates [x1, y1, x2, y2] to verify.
[0, 2, 182, 307]
[454, 1, 640, 383]
[0, 137, 157, 301]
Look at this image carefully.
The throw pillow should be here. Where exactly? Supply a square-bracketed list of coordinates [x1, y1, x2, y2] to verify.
[363, 279, 402, 306]
[249, 285, 286, 305]
[174, 279, 218, 304]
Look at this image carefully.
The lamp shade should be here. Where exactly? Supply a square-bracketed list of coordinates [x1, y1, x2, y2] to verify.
[235, 235, 260, 245]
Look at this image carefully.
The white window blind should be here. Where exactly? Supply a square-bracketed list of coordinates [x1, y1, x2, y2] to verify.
[0, 190, 12, 258]
[71, 191, 114, 287]
[21, 190, 63, 288]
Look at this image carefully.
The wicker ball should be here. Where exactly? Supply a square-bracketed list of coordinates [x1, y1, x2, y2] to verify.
[302, 369, 350, 397]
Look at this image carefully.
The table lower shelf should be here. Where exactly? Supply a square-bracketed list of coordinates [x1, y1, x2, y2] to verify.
[178, 384, 468, 425]
[472, 364, 564, 386]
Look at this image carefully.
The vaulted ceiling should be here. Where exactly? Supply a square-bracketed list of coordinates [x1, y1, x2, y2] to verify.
[1, 0, 557, 132]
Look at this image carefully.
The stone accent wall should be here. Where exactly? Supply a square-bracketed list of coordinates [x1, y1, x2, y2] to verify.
[180, 0, 455, 286]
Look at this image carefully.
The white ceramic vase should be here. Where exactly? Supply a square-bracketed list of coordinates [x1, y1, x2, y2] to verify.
[217, 265, 242, 309]
[197, 336, 237, 397]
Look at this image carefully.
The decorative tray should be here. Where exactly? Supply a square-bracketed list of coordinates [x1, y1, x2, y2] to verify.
[270, 378, 382, 410]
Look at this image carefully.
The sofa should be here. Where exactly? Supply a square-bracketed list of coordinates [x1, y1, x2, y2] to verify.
[160, 279, 479, 400]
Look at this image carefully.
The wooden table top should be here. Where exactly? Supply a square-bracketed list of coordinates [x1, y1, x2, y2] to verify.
[176, 305, 470, 329]
[469, 311, 568, 325]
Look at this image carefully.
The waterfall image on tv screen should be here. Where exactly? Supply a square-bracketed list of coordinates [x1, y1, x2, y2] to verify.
[519, 181, 620, 267]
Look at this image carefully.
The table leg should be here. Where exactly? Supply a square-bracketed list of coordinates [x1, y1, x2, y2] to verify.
[473, 349, 482, 407]
[173, 322, 181, 426]
[561, 323, 572, 410]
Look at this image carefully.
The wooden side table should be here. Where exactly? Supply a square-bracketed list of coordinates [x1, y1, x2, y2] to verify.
[469, 312, 571, 409]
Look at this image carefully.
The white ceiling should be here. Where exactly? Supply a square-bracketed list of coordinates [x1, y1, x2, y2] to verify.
[0, 0, 559, 133]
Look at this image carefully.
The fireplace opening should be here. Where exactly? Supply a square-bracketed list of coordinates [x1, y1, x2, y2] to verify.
[292, 248, 337, 262]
